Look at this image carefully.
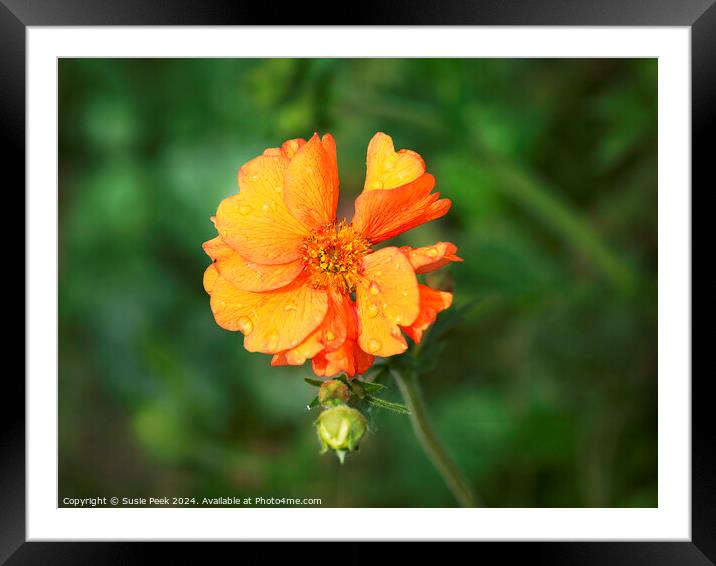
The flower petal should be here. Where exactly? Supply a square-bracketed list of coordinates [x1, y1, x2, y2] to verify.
[312, 339, 374, 378]
[320, 289, 357, 349]
[282, 138, 307, 158]
[400, 284, 453, 344]
[364, 132, 425, 191]
[355, 247, 419, 357]
[400, 242, 463, 274]
[203, 264, 220, 294]
[269, 289, 354, 366]
[207, 271, 328, 354]
[203, 236, 304, 292]
[262, 138, 307, 159]
[283, 134, 339, 229]
[215, 154, 309, 264]
[352, 173, 451, 243]
[270, 332, 324, 367]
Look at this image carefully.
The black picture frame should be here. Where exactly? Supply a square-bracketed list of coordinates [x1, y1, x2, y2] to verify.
[5, 1, 707, 562]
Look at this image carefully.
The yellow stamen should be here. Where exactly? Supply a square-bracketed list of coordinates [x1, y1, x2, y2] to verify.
[302, 220, 371, 293]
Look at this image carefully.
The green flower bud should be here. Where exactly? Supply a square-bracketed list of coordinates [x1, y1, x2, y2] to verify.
[315, 406, 367, 463]
[318, 379, 350, 407]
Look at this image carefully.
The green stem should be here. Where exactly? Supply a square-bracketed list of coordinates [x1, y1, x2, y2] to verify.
[392, 369, 478, 507]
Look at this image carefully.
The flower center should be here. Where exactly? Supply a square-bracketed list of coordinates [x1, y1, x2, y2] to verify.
[303, 220, 371, 293]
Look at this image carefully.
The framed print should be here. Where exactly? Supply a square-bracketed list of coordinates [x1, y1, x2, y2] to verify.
[5, 0, 709, 562]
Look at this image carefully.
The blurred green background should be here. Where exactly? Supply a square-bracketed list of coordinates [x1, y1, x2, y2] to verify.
[59, 58, 657, 508]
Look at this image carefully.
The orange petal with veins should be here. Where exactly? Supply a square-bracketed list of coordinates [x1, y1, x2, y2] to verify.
[270, 333, 324, 367]
[208, 271, 328, 354]
[312, 339, 375, 378]
[203, 264, 220, 294]
[400, 242, 463, 274]
[352, 173, 451, 244]
[400, 284, 453, 343]
[364, 132, 426, 191]
[355, 247, 419, 357]
[262, 138, 307, 158]
[215, 154, 309, 265]
[283, 134, 339, 230]
[203, 236, 304, 292]
[270, 289, 355, 366]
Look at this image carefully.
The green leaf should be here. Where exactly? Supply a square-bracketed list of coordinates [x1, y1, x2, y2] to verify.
[304, 378, 324, 388]
[349, 380, 366, 399]
[365, 395, 411, 415]
[306, 396, 320, 410]
[355, 380, 386, 394]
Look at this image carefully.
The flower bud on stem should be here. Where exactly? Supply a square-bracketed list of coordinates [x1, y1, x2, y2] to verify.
[318, 379, 351, 407]
[315, 405, 368, 464]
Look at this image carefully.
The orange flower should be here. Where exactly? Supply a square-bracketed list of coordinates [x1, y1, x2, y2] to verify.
[203, 133, 462, 378]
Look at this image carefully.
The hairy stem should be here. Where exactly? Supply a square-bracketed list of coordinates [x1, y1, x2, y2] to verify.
[392, 369, 478, 508]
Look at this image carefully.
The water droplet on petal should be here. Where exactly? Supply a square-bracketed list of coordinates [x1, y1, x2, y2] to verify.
[368, 338, 382, 353]
[238, 205, 252, 215]
[237, 316, 253, 335]
[274, 185, 282, 193]
[284, 301, 297, 311]
[366, 304, 379, 318]
[262, 202, 271, 212]
[265, 331, 279, 351]
[369, 282, 380, 295]
[426, 247, 439, 258]
[325, 330, 336, 341]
